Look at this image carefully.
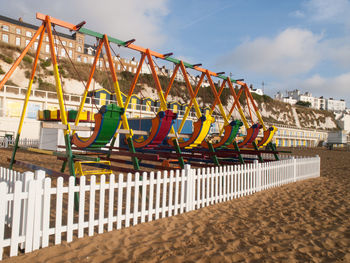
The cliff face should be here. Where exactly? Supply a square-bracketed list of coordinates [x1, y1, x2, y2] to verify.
[0, 47, 338, 131]
[223, 94, 338, 130]
[258, 100, 338, 130]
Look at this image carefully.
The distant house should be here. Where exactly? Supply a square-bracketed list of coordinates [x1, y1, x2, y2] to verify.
[275, 89, 346, 112]
[86, 88, 112, 106]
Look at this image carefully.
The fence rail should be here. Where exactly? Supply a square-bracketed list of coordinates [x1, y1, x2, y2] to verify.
[0, 138, 39, 149]
[0, 156, 320, 260]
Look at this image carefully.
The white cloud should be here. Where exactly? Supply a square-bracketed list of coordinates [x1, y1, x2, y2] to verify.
[293, 0, 350, 26]
[300, 73, 350, 100]
[217, 28, 323, 77]
[322, 37, 350, 70]
[0, 0, 170, 48]
[289, 10, 305, 18]
[304, 0, 350, 23]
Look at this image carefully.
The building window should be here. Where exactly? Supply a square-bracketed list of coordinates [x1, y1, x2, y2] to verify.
[68, 49, 73, 57]
[2, 25, 9, 32]
[133, 68, 136, 73]
[45, 36, 49, 42]
[26, 31, 32, 37]
[45, 44, 49, 53]
[34, 42, 38, 50]
[25, 39, 30, 46]
[2, 34, 9, 43]
[54, 39, 59, 44]
[54, 47, 58, 54]
[106, 62, 109, 68]
[62, 40, 66, 46]
[90, 58, 94, 64]
[61, 48, 66, 57]
[117, 64, 121, 70]
[15, 37, 20, 46]
[83, 57, 87, 63]
[16, 28, 21, 34]
[69, 42, 73, 48]
[129, 66, 132, 72]
[77, 55, 81, 62]
[88, 49, 92, 55]
[78, 38, 83, 44]
[77, 46, 82, 52]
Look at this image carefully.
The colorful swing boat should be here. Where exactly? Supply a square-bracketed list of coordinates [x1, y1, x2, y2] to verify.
[132, 110, 177, 149]
[170, 114, 214, 149]
[202, 120, 243, 149]
[71, 103, 124, 149]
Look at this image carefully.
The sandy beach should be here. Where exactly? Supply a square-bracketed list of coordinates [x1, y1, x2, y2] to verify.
[1, 147, 350, 262]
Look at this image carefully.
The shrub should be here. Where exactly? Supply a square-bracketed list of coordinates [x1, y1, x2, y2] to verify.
[38, 81, 56, 92]
[5, 79, 18, 86]
[24, 70, 31, 79]
[40, 59, 51, 68]
[296, 101, 311, 107]
[23, 56, 33, 64]
[59, 68, 66, 77]
[0, 54, 13, 64]
[0, 65, 4, 74]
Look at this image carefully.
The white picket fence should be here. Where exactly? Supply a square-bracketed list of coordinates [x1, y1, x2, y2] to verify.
[0, 156, 320, 260]
[0, 137, 39, 148]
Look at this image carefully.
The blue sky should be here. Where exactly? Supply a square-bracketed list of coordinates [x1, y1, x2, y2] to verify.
[1, 0, 350, 105]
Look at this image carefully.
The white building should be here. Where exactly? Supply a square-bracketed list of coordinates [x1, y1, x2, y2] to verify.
[275, 90, 346, 112]
[250, 88, 264, 96]
[326, 98, 346, 112]
[274, 92, 297, 105]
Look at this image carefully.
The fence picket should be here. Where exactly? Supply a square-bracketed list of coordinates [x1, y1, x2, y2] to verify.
[78, 176, 86, 238]
[162, 171, 167, 218]
[155, 171, 161, 219]
[67, 177, 75, 243]
[168, 171, 174, 217]
[141, 172, 147, 223]
[19, 172, 34, 250]
[125, 173, 132, 228]
[32, 176, 44, 251]
[41, 178, 51, 248]
[88, 176, 96, 236]
[98, 175, 106, 233]
[0, 183, 7, 260]
[174, 170, 180, 216]
[24, 181, 35, 254]
[223, 166, 227, 202]
[218, 166, 222, 203]
[206, 167, 210, 206]
[55, 177, 63, 244]
[108, 174, 115, 230]
[201, 168, 205, 208]
[148, 172, 155, 222]
[210, 167, 215, 205]
[185, 165, 191, 212]
[117, 174, 124, 229]
[133, 173, 140, 226]
[196, 169, 201, 209]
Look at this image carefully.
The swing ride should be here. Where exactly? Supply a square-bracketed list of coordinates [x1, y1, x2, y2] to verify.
[0, 13, 281, 181]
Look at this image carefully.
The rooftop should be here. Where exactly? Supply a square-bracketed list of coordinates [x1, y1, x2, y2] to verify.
[0, 14, 76, 40]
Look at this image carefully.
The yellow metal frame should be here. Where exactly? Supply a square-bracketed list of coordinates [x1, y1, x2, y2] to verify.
[74, 161, 112, 177]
